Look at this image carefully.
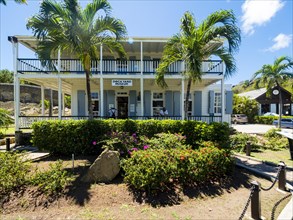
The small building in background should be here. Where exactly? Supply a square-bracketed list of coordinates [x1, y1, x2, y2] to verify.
[238, 86, 292, 116]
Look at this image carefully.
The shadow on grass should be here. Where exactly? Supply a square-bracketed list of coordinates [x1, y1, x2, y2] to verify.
[128, 167, 252, 207]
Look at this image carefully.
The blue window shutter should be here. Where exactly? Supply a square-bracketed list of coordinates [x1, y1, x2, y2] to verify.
[103, 91, 107, 116]
[129, 90, 137, 116]
[194, 91, 202, 115]
[225, 91, 233, 114]
[209, 90, 215, 114]
[77, 90, 86, 116]
[108, 90, 115, 108]
[144, 91, 151, 116]
[173, 91, 181, 116]
[165, 91, 173, 116]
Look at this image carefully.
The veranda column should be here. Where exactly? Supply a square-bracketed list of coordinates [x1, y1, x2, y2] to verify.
[11, 37, 20, 131]
[221, 77, 225, 123]
[181, 78, 185, 120]
[62, 92, 65, 115]
[57, 49, 62, 119]
[41, 85, 45, 116]
[140, 41, 144, 116]
[58, 78, 62, 119]
[100, 44, 104, 117]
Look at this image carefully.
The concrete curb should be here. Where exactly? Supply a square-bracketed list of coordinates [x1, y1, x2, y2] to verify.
[235, 153, 293, 171]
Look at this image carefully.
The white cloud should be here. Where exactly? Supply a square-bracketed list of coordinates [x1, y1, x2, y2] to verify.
[266, 33, 292, 52]
[241, 0, 284, 35]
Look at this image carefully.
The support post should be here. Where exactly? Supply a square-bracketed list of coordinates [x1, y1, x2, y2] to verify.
[278, 162, 286, 191]
[251, 181, 261, 220]
[6, 138, 10, 151]
[62, 92, 65, 115]
[58, 49, 62, 119]
[58, 78, 62, 119]
[140, 41, 144, 117]
[100, 44, 104, 117]
[41, 85, 45, 116]
[12, 38, 19, 131]
[221, 78, 225, 123]
[181, 78, 185, 120]
[246, 141, 251, 156]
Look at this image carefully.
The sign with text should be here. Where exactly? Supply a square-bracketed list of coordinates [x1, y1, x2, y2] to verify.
[112, 80, 133, 86]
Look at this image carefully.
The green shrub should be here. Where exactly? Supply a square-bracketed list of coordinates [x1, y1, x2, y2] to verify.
[142, 132, 189, 150]
[263, 128, 288, 150]
[31, 160, 73, 195]
[32, 119, 231, 156]
[254, 116, 276, 125]
[122, 147, 233, 192]
[0, 152, 31, 194]
[0, 108, 14, 128]
[230, 133, 258, 152]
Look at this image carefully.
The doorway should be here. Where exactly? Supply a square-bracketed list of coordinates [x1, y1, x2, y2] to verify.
[117, 96, 128, 119]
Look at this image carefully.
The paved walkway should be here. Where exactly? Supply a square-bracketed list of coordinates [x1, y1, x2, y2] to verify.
[232, 124, 292, 134]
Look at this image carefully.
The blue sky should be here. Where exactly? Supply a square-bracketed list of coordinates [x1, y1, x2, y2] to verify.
[0, 0, 292, 86]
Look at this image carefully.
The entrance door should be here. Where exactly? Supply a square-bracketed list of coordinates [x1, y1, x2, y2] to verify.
[117, 97, 128, 119]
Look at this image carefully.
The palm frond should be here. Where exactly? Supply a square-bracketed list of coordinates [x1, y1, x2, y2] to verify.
[83, 0, 111, 24]
[93, 16, 127, 40]
[211, 48, 236, 79]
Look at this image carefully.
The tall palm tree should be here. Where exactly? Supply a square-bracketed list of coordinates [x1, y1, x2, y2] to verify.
[27, 0, 127, 119]
[0, 0, 26, 5]
[156, 10, 241, 118]
[252, 56, 293, 128]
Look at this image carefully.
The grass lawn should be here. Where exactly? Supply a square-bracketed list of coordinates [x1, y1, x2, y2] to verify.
[240, 148, 293, 167]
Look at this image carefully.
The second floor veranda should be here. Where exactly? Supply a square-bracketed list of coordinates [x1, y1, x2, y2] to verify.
[18, 58, 223, 76]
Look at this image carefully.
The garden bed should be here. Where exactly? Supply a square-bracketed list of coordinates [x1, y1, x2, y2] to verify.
[0, 155, 290, 219]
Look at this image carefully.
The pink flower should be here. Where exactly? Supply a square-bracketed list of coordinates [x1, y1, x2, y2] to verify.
[143, 145, 149, 150]
[92, 141, 97, 145]
[132, 148, 138, 151]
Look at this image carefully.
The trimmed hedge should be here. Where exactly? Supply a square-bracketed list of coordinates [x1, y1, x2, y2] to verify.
[32, 119, 230, 155]
[254, 115, 292, 125]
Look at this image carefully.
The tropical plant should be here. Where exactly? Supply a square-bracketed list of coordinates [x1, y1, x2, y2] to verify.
[252, 56, 293, 127]
[0, 108, 14, 129]
[233, 94, 259, 122]
[0, 0, 26, 5]
[155, 10, 241, 117]
[0, 69, 13, 83]
[27, 0, 127, 119]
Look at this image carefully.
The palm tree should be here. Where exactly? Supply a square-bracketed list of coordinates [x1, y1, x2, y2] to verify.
[0, 0, 26, 5]
[156, 10, 241, 118]
[27, 0, 127, 119]
[252, 56, 293, 128]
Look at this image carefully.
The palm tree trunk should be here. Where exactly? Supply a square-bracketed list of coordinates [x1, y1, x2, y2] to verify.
[184, 78, 192, 120]
[83, 54, 93, 120]
[277, 84, 282, 128]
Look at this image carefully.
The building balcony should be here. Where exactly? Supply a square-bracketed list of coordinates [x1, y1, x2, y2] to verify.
[17, 59, 223, 75]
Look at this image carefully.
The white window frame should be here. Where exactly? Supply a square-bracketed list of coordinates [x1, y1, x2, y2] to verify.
[152, 92, 164, 116]
[214, 92, 222, 114]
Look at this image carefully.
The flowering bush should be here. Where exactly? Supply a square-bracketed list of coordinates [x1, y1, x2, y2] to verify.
[122, 147, 233, 192]
[99, 131, 140, 158]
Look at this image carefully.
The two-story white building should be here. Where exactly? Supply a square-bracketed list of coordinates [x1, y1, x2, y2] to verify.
[8, 36, 233, 130]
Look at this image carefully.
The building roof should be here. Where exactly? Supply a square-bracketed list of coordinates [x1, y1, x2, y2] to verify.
[238, 88, 267, 100]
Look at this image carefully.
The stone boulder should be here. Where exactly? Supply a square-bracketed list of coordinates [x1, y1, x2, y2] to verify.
[82, 149, 120, 183]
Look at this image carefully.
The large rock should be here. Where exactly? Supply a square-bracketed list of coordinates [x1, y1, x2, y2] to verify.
[82, 149, 120, 183]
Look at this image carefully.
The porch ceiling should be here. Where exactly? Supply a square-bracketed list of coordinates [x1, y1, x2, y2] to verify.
[21, 77, 220, 94]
